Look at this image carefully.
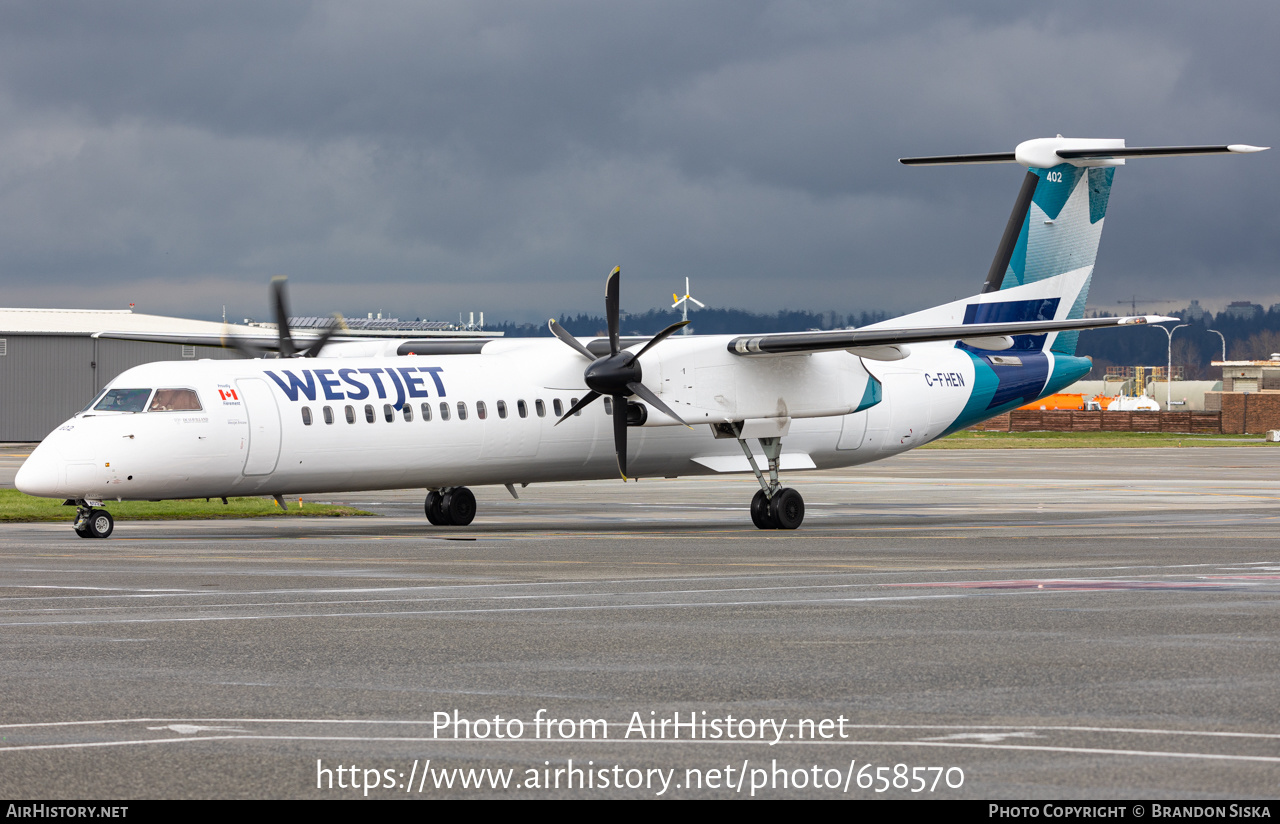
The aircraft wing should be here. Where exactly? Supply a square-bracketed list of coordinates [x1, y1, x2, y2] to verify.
[727, 315, 1176, 356]
[89, 329, 353, 349]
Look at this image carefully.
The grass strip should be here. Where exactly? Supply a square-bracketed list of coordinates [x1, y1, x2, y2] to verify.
[0, 489, 374, 522]
[923, 431, 1275, 449]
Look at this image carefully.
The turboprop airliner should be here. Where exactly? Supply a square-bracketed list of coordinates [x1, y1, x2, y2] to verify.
[15, 136, 1266, 537]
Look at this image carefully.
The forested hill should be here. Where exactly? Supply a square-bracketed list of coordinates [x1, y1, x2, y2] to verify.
[485, 304, 1280, 381]
[1076, 305, 1280, 380]
[487, 308, 889, 339]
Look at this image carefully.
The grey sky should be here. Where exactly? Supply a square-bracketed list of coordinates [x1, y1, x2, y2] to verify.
[0, 1, 1275, 323]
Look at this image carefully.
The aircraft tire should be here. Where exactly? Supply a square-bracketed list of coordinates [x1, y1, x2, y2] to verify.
[750, 490, 777, 529]
[86, 509, 114, 539]
[425, 491, 445, 525]
[74, 522, 93, 539]
[769, 488, 804, 530]
[442, 487, 476, 526]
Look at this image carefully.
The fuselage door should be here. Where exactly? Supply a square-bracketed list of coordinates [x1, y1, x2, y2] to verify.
[836, 410, 867, 450]
[237, 377, 282, 476]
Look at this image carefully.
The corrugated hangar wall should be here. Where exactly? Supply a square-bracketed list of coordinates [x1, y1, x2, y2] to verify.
[0, 335, 238, 441]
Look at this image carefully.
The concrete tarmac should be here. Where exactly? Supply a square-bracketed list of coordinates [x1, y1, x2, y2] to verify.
[1, 445, 1278, 799]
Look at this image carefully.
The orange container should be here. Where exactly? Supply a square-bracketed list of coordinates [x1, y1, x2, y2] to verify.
[1018, 393, 1086, 411]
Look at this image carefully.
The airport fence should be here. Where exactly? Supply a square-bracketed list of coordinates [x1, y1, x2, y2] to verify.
[970, 410, 1223, 433]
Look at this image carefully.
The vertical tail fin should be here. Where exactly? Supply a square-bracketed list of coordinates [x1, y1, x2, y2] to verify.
[901, 138, 1266, 357]
[985, 163, 1115, 355]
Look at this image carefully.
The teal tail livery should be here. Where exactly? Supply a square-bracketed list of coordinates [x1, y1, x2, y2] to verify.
[15, 136, 1266, 535]
[885, 138, 1269, 434]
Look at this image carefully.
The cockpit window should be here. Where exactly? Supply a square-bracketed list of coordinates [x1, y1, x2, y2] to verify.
[79, 390, 108, 414]
[93, 388, 152, 413]
[148, 388, 203, 412]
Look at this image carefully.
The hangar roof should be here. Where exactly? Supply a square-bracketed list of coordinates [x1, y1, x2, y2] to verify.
[0, 308, 246, 336]
[0, 308, 496, 347]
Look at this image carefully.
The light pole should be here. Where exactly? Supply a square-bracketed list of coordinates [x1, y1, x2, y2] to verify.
[1207, 328, 1227, 362]
[1157, 324, 1188, 408]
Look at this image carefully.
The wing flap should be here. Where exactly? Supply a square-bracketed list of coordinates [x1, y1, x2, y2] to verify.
[692, 453, 817, 473]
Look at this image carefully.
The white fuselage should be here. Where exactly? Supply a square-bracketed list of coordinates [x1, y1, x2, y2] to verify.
[16, 334, 983, 502]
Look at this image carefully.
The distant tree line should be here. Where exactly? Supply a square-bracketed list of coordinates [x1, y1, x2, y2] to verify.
[486, 308, 890, 338]
[1078, 304, 1280, 380]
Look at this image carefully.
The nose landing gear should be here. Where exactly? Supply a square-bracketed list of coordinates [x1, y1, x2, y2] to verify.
[72, 501, 114, 539]
[424, 487, 477, 526]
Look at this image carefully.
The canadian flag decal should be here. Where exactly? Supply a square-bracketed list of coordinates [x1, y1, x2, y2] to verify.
[219, 389, 239, 401]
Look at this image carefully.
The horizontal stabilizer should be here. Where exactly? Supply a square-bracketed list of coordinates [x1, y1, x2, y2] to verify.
[1056, 144, 1268, 160]
[899, 152, 1016, 166]
[901, 137, 1267, 169]
[728, 315, 1176, 357]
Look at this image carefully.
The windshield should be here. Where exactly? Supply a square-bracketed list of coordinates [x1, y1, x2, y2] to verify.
[93, 388, 152, 413]
[148, 388, 202, 412]
[79, 390, 108, 414]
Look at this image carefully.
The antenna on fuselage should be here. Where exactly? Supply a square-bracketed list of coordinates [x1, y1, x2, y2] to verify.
[672, 278, 705, 335]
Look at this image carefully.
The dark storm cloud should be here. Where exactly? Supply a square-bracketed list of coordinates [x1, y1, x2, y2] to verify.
[0, 1, 1275, 322]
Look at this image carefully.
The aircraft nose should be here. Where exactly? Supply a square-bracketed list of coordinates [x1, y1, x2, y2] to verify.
[15, 449, 63, 499]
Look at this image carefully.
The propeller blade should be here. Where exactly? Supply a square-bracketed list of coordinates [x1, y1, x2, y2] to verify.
[605, 266, 620, 356]
[548, 319, 595, 361]
[302, 329, 336, 358]
[554, 390, 600, 425]
[625, 381, 690, 427]
[223, 335, 268, 359]
[612, 392, 629, 479]
[302, 313, 345, 357]
[631, 320, 689, 360]
[270, 276, 297, 358]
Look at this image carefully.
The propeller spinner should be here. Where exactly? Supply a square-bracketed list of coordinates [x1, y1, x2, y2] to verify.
[549, 266, 690, 479]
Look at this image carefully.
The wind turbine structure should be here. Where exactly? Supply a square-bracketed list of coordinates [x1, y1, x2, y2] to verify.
[672, 278, 705, 335]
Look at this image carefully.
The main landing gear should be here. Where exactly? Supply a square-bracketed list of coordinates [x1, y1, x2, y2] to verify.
[72, 501, 114, 539]
[425, 487, 477, 526]
[729, 430, 805, 530]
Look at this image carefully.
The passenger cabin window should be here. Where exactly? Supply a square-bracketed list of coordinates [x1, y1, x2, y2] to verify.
[403, 403, 414, 422]
[365, 404, 375, 423]
[420, 402, 432, 421]
[476, 401, 487, 420]
[535, 399, 546, 418]
[345, 405, 355, 424]
[383, 403, 395, 423]
[517, 400, 528, 418]
[302, 407, 313, 426]
[570, 397, 581, 416]
[148, 388, 202, 412]
[603, 397, 612, 415]
[497, 400, 508, 419]
[439, 402, 451, 421]
[323, 406, 334, 424]
[94, 388, 152, 413]
[553, 399, 563, 418]
[457, 401, 468, 421]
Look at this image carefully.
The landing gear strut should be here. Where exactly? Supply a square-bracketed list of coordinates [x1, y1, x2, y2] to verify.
[72, 501, 114, 539]
[425, 487, 477, 526]
[734, 432, 805, 530]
